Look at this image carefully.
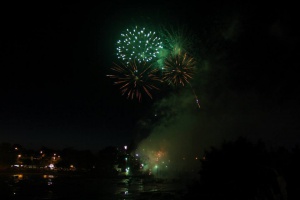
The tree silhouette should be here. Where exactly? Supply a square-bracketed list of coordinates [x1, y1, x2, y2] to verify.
[184, 137, 288, 200]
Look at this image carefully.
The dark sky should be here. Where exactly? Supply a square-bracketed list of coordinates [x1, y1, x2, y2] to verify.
[1, 2, 299, 153]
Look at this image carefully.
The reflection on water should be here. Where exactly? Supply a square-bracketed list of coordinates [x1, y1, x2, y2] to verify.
[108, 177, 186, 200]
[43, 174, 54, 186]
[0, 173, 187, 200]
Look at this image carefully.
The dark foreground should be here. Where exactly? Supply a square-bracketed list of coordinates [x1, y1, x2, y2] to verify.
[0, 172, 189, 200]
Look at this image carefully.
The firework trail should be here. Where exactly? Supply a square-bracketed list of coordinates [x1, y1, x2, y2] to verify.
[189, 82, 201, 108]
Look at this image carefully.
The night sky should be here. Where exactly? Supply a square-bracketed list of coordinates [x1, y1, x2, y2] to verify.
[1, 2, 299, 154]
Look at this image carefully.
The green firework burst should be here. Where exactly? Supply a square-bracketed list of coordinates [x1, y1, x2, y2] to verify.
[116, 26, 163, 64]
[159, 25, 199, 57]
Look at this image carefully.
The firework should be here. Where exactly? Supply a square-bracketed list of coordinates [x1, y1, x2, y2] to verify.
[162, 51, 201, 108]
[107, 60, 162, 101]
[116, 26, 163, 64]
[159, 25, 198, 57]
[136, 147, 170, 176]
[162, 50, 196, 86]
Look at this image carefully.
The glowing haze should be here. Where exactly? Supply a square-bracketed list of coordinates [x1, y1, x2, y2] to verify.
[132, 11, 299, 178]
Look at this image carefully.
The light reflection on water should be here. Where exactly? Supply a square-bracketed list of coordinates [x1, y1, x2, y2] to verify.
[113, 177, 186, 200]
[0, 174, 187, 200]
